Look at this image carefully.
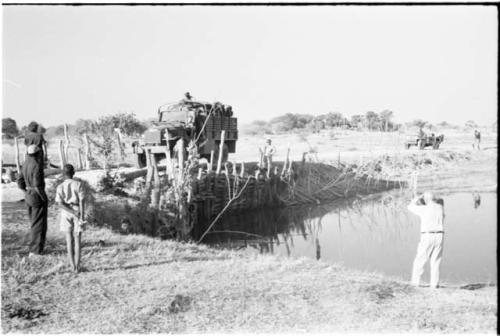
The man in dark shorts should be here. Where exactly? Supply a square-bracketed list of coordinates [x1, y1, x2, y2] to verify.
[24, 121, 47, 166]
[17, 145, 48, 256]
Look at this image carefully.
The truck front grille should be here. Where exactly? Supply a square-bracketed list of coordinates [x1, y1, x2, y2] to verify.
[144, 130, 162, 144]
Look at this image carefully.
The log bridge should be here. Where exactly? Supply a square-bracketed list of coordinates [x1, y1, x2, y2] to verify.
[140, 131, 405, 237]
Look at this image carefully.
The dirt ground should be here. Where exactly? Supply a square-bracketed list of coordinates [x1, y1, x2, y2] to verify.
[1, 204, 496, 333]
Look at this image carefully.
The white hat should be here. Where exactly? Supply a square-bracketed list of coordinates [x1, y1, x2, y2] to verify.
[27, 145, 39, 155]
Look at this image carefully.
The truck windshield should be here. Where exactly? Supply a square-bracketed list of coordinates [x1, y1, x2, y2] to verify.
[159, 110, 188, 123]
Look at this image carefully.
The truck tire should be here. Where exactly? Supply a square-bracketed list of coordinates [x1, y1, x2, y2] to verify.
[136, 153, 147, 168]
[419, 139, 425, 150]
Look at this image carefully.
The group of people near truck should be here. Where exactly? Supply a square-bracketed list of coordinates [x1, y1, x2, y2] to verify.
[15, 124, 446, 287]
[16, 121, 86, 273]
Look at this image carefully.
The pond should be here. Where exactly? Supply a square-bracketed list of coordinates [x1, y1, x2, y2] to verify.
[202, 191, 497, 285]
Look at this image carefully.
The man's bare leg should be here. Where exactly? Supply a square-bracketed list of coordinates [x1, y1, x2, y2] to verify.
[65, 232, 76, 271]
[74, 232, 82, 273]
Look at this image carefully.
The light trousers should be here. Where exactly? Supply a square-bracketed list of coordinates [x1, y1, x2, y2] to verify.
[411, 233, 443, 288]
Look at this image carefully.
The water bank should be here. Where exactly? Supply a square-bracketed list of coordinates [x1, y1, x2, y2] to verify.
[1, 205, 496, 333]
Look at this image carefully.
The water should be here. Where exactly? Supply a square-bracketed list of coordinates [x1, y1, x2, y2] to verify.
[204, 191, 497, 285]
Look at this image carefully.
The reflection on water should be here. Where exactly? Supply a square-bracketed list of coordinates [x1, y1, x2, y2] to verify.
[473, 193, 481, 209]
[204, 191, 497, 285]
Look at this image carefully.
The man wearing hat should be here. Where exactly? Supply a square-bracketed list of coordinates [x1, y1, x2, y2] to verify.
[24, 121, 47, 166]
[17, 144, 48, 256]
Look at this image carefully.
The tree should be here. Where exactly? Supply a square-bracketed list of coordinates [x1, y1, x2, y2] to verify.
[322, 112, 344, 128]
[44, 125, 66, 138]
[464, 120, 478, 130]
[86, 113, 147, 168]
[365, 111, 381, 131]
[75, 119, 95, 135]
[270, 113, 297, 133]
[2, 118, 19, 139]
[409, 119, 427, 129]
[350, 115, 365, 130]
[380, 110, 394, 132]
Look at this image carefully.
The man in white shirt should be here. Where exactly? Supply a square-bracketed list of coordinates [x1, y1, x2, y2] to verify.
[407, 191, 445, 289]
[260, 138, 276, 170]
[56, 164, 86, 273]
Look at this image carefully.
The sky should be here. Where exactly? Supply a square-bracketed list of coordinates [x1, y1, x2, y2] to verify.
[2, 5, 498, 128]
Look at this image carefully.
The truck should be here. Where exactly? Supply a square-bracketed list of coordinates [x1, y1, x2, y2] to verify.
[405, 133, 444, 150]
[132, 97, 238, 168]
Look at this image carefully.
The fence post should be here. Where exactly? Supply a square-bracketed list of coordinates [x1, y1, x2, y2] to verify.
[282, 146, 290, 176]
[209, 150, 215, 172]
[216, 130, 225, 174]
[177, 138, 185, 183]
[145, 149, 153, 190]
[150, 153, 160, 208]
[77, 148, 83, 169]
[115, 129, 125, 161]
[14, 137, 21, 174]
[63, 124, 70, 163]
[83, 133, 91, 170]
[240, 162, 245, 178]
[58, 139, 67, 168]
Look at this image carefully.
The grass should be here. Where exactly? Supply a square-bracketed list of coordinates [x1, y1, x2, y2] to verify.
[1, 201, 497, 333]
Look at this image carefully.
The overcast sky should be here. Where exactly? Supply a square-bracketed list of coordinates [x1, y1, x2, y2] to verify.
[2, 5, 498, 128]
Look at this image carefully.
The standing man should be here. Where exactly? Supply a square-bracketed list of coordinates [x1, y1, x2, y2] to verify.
[56, 164, 86, 273]
[473, 129, 481, 150]
[17, 145, 48, 256]
[24, 121, 47, 167]
[407, 191, 445, 289]
[261, 138, 276, 170]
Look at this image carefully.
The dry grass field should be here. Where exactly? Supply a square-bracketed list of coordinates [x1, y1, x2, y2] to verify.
[1, 202, 496, 333]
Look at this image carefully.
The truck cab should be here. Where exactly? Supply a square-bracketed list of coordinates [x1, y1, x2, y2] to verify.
[133, 98, 238, 168]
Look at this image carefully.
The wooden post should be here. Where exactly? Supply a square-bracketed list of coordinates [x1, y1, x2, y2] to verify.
[63, 124, 70, 163]
[14, 137, 21, 175]
[83, 133, 91, 170]
[240, 162, 245, 178]
[115, 129, 125, 161]
[216, 130, 225, 174]
[58, 139, 66, 168]
[164, 131, 174, 181]
[209, 150, 215, 172]
[150, 153, 160, 208]
[197, 167, 202, 180]
[282, 146, 290, 176]
[145, 149, 153, 190]
[258, 147, 264, 168]
[232, 160, 238, 178]
[77, 148, 83, 169]
[178, 138, 185, 183]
